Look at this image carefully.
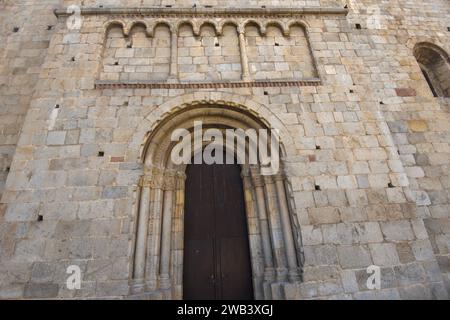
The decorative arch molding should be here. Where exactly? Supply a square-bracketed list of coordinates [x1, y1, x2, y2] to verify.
[412, 41, 450, 98]
[130, 93, 296, 161]
[129, 98, 303, 300]
[413, 41, 450, 63]
[97, 15, 321, 85]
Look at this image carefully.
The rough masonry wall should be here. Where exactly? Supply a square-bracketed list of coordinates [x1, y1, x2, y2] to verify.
[246, 25, 318, 80]
[0, 0, 61, 198]
[100, 25, 171, 82]
[0, 0, 449, 300]
[346, 0, 450, 297]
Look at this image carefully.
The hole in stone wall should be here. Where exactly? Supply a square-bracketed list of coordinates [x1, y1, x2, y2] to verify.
[275, 43, 280, 46]
[13, 27, 19, 32]
[316, 145, 321, 150]
[349, 89, 354, 93]
[448, 27, 450, 32]
[127, 43, 132, 48]
[355, 24, 362, 29]
[37, 215, 43, 222]
[5, 167, 10, 172]
[380, 101, 384, 105]
[98, 151, 105, 157]
[47, 25, 53, 30]
[71, 57, 75, 62]
[315, 185, 321, 191]
[205, 5, 213, 8]
[114, 61, 119, 66]
[123, 101, 129, 106]
[215, 42, 220, 47]
[264, 91, 269, 95]
[388, 182, 394, 188]
[166, 5, 172, 8]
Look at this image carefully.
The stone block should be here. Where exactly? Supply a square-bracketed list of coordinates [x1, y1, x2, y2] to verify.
[303, 245, 339, 266]
[380, 221, 415, 241]
[46, 131, 66, 145]
[395, 88, 416, 97]
[369, 243, 400, 266]
[394, 263, 426, 286]
[24, 283, 59, 299]
[337, 245, 372, 269]
[407, 120, 428, 132]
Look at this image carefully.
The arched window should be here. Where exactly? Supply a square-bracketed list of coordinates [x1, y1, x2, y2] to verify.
[414, 42, 450, 98]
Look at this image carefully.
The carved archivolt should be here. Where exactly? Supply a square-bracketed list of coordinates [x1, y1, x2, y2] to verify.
[131, 103, 303, 300]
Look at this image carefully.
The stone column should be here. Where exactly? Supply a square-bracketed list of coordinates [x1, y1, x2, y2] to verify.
[274, 173, 300, 282]
[242, 167, 264, 300]
[250, 167, 275, 284]
[238, 27, 251, 82]
[132, 174, 152, 292]
[159, 171, 176, 291]
[169, 27, 178, 81]
[145, 167, 164, 291]
[263, 174, 288, 282]
[172, 171, 186, 299]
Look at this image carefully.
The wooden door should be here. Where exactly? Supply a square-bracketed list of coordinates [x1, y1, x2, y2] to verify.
[183, 161, 254, 300]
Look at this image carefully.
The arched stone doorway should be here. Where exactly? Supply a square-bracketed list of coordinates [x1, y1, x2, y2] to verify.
[130, 103, 303, 300]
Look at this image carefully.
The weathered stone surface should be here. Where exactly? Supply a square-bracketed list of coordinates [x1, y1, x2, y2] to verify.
[0, 0, 448, 300]
[24, 283, 59, 299]
[337, 245, 372, 269]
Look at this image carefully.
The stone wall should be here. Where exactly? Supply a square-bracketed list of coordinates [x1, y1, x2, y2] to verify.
[0, 0, 449, 300]
[0, 0, 61, 198]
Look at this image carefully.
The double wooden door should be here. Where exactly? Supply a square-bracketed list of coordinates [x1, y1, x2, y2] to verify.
[183, 161, 254, 300]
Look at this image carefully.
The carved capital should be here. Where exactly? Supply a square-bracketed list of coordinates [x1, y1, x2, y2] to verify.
[251, 175, 265, 188]
[273, 172, 285, 182]
[263, 175, 275, 185]
[139, 175, 153, 187]
[162, 171, 176, 191]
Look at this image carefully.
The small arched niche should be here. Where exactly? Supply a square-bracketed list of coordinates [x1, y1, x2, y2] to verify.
[414, 42, 450, 98]
[130, 103, 303, 300]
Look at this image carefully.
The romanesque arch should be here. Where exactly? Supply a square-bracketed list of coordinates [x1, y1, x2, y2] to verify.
[414, 42, 450, 98]
[129, 101, 303, 300]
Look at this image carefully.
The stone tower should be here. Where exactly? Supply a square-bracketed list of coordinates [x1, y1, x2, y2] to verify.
[0, 0, 449, 299]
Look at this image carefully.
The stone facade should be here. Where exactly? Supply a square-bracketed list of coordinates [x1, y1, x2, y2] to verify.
[0, 0, 449, 300]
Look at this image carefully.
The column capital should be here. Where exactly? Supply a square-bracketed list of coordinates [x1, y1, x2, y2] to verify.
[139, 175, 152, 187]
[273, 172, 286, 182]
[163, 170, 177, 191]
[263, 175, 275, 185]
